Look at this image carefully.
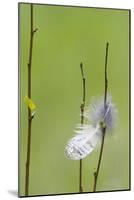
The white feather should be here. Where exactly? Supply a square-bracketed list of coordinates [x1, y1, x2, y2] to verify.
[65, 123, 102, 160]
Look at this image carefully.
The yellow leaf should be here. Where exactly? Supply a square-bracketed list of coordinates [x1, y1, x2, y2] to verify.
[24, 96, 36, 110]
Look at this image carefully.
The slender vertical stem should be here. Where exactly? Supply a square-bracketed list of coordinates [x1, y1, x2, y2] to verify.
[79, 62, 86, 193]
[93, 42, 109, 192]
[25, 4, 38, 196]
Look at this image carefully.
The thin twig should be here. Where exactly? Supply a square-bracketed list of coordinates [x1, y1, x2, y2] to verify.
[93, 42, 109, 192]
[79, 62, 86, 193]
[25, 4, 38, 196]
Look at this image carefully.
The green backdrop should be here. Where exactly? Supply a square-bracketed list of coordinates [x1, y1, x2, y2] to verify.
[19, 3, 130, 196]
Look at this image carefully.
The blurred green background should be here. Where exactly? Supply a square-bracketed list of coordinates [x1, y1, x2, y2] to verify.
[19, 3, 130, 196]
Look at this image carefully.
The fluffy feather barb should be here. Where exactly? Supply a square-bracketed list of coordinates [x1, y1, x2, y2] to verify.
[84, 95, 118, 131]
